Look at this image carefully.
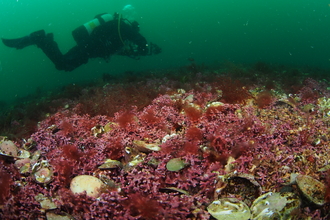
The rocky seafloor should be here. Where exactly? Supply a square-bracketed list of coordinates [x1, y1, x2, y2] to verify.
[1, 64, 330, 219]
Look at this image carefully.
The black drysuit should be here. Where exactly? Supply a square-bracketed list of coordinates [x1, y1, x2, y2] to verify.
[41, 13, 149, 71]
[2, 13, 153, 71]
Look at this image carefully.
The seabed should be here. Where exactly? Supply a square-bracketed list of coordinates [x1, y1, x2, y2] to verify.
[0, 62, 330, 219]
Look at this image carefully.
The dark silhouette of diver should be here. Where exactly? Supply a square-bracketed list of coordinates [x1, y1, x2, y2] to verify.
[1, 12, 161, 71]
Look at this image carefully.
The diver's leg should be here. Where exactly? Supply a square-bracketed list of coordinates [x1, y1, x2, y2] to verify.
[2, 30, 65, 69]
[39, 40, 89, 71]
[2, 30, 89, 71]
[59, 46, 89, 71]
[35, 33, 89, 71]
[35, 33, 67, 70]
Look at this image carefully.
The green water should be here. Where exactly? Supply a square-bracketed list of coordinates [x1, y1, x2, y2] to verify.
[1, 0, 330, 103]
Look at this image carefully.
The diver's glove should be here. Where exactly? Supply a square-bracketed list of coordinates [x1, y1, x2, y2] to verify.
[148, 42, 161, 55]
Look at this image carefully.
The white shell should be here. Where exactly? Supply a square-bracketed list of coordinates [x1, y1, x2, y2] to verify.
[70, 175, 105, 198]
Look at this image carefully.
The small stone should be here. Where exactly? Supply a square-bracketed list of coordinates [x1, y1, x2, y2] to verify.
[70, 175, 105, 198]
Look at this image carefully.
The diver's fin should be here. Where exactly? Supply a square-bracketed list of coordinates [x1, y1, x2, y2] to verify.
[2, 30, 46, 49]
[2, 36, 33, 49]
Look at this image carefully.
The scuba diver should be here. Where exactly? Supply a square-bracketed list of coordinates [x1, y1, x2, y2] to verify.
[1, 9, 161, 71]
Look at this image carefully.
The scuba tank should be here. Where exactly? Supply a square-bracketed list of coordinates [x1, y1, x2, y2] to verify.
[72, 13, 113, 45]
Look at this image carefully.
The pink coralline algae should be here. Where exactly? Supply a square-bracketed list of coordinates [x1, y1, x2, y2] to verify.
[1, 72, 330, 219]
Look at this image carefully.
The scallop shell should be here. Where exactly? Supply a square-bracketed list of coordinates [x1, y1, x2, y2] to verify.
[91, 125, 105, 137]
[98, 159, 123, 169]
[133, 140, 161, 153]
[207, 198, 251, 220]
[70, 175, 106, 198]
[166, 158, 187, 171]
[35, 193, 57, 210]
[46, 211, 72, 220]
[32, 160, 53, 184]
[34, 167, 53, 184]
[250, 192, 301, 219]
[17, 149, 30, 159]
[0, 140, 18, 157]
[296, 175, 326, 206]
[0, 139, 30, 159]
[215, 173, 262, 206]
[15, 158, 31, 174]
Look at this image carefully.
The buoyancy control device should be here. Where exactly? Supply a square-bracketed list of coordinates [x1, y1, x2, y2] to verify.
[72, 13, 113, 45]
